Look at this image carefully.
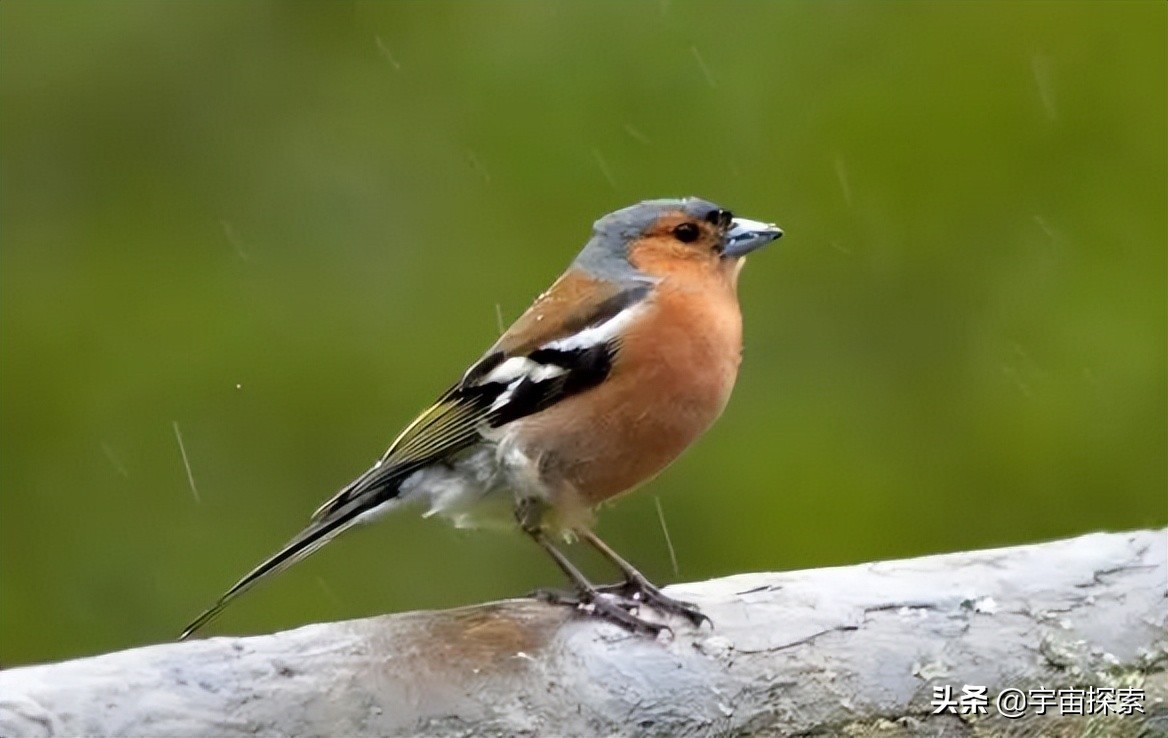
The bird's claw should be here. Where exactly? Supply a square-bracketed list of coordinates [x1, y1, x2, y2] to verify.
[531, 578, 708, 634]
[583, 591, 671, 636]
[529, 587, 671, 635]
[596, 579, 710, 628]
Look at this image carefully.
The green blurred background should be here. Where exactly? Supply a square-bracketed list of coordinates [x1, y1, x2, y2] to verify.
[2, 1, 1164, 666]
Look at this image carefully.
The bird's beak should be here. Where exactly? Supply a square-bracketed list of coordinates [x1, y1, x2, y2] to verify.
[723, 217, 783, 258]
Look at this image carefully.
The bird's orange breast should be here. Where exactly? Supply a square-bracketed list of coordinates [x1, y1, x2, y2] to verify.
[512, 269, 744, 518]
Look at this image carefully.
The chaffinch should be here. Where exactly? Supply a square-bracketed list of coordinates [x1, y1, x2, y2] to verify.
[181, 197, 782, 639]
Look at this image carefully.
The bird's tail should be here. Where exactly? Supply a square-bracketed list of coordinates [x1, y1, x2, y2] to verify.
[180, 481, 404, 640]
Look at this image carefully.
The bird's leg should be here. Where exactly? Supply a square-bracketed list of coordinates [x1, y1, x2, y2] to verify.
[579, 528, 710, 628]
[528, 531, 668, 636]
[516, 499, 667, 635]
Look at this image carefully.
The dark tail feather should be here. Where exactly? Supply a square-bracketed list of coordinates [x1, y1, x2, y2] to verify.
[180, 492, 400, 640]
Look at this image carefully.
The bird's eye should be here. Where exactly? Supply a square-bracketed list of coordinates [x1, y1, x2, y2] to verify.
[672, 222, 701, 243]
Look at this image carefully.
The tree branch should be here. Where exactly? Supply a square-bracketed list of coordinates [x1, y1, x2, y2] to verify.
[2, 529, 1164, 737]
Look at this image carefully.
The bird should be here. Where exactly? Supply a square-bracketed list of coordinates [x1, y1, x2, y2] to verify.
[181, 197, 782, 639]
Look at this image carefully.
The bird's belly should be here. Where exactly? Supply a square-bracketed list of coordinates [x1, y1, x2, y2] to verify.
[397, 445, 516, 530]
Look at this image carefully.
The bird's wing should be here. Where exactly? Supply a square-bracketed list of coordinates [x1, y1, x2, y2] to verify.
[180, 271, 652, 639]
[487, 270, 651, 356]
[312, 271, 653, 521]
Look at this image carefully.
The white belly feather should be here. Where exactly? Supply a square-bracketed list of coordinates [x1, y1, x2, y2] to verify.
[393, 431, 546, 530]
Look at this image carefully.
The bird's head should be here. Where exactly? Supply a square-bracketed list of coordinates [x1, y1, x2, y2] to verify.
[573, 197, 782, 285]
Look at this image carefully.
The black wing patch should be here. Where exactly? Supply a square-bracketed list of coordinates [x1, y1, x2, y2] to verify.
[481, 342, 615, 426]
[460, 351, 506, 387]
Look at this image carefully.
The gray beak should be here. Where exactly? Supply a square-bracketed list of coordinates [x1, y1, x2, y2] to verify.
[723, 217, 783, 258]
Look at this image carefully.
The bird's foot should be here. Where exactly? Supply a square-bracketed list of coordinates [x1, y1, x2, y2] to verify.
[581, 590, 669, 636]
[529, 587, 669, 636]
[595, 578, 710, 628]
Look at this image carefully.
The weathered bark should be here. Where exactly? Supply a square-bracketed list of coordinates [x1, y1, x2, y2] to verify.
[1, 529, 1164, 737]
